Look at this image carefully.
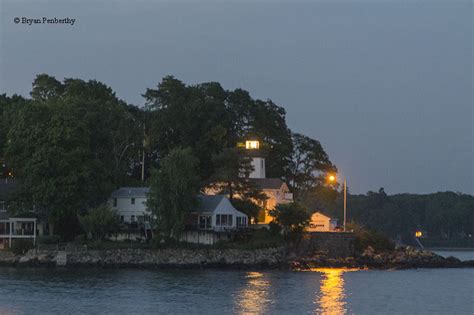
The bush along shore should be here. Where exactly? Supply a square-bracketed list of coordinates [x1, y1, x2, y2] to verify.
[0, 245, 472, 270]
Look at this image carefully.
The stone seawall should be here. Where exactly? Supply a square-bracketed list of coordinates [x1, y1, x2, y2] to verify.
[0, 247, 288, 268]
[295, 232, 355, 258]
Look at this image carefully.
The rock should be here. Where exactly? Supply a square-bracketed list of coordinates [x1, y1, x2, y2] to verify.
[362, 246, 375, 257]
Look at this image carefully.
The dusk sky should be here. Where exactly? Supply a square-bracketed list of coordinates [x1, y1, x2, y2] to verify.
[1, 0, 472, 195]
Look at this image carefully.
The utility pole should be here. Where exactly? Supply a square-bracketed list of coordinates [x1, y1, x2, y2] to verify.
[141, 124, 146, 182]
[343, 177, 347, 232]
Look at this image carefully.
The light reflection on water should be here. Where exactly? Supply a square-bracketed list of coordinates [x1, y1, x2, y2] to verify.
[235, 272, 271, 315]
[312, 268, 359, 315]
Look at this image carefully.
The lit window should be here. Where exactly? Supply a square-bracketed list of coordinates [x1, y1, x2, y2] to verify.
[245, 140, 259, 150]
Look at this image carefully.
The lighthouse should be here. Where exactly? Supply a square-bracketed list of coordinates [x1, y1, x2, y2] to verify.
[245, 140, 266, 179]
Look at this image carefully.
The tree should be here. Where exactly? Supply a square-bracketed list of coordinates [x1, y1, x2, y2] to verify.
[144, 77, 232, 180]
[227, 90, 293, 179]
[208, 148, 265, 199]
[207, 148, 267, 222]
[286, 133, 335, 197]
[270, 202, 310, 241]
[230, 198, 261, 224]
[147, 147, 200, 240]
[78, 204, 120, 241]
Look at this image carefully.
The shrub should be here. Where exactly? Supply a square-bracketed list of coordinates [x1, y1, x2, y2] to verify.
[349, 223, 395, 252]
[269, 202, 310, 242]
[74, 234, 88, 245]
[11, 239, 34, 255]
[78, 204, 120, 241]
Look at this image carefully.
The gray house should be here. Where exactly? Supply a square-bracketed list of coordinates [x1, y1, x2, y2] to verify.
[181, 195, 249, 245]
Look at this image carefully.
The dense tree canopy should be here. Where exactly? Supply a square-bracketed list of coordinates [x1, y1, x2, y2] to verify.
[3, 75, 142, 239]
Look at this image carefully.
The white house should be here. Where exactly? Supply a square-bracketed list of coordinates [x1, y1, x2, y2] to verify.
[181, 195, 249, 245]
[251, 178, 293, 224]
[307, 212, 338, 232]
[108, 187, 150, 224]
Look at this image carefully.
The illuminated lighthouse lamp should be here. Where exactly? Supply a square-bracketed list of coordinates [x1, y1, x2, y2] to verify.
[245, 140, 260, 150]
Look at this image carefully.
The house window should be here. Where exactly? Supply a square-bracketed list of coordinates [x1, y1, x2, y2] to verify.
[131, 198, 135, 205]
[216, 214, 233, 226]
[261, 159, 264, 169]
[0, 201, 5, 212]
[120, 216, 124, 222]
[199, 215, 212, 230]
[113, 198, 117, 207]
[131, 215, 136, 222]
[236, 217, 247, 228]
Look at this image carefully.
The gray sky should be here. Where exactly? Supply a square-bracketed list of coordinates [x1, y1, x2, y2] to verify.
[1, 0, 472, 195]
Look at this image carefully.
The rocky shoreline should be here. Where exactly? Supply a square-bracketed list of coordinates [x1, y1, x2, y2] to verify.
[0, 246, 472, 270]
[291, 246, 474, 270]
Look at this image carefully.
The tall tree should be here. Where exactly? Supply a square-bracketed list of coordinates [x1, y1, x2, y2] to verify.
[208, 148, 263, 199]
[207, 148, 267, 222]
[147, 147, 200, 240]
[144, 76, 232, 179]
[286, 133, 335, 196]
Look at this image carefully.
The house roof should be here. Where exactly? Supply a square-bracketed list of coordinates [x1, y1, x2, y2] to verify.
[251, 178, 286, 190]
[110, 187, 149, 198]
[195, 195, 226, 214]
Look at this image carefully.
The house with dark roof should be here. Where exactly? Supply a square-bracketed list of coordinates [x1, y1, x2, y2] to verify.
[250, 178, 293, 224]
[181, 194, 248, 245]
[108, 187, 150, 224]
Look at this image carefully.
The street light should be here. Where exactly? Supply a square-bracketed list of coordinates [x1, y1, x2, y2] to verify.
[327, 173, 347, 232]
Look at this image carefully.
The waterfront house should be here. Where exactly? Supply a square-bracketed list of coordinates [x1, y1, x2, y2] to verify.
[181, 195, 249, 245]
[307, 212, 338, 232]
[108, 187, 150, 224]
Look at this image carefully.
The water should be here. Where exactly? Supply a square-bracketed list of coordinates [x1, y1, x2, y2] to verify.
[0, 252, 472, 315]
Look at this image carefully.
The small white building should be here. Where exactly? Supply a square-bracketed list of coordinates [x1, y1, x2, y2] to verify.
[307, 212, 338, 232]
[108, 187, 150, 224]
[181, 195, 249, 245]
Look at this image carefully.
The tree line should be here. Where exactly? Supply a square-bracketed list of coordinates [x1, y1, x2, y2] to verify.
[304, 187, 474, 246]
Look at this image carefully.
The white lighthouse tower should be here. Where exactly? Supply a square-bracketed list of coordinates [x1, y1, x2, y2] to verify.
[245, 140, 266, 179]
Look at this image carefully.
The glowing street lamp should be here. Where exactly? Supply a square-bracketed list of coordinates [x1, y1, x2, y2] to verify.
[327, 173, 347, 232]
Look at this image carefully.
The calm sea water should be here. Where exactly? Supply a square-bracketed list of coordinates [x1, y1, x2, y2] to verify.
[0, 252, 472, 315]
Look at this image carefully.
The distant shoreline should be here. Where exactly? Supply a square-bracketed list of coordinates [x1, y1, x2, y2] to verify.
[426, 247, 474, 251]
